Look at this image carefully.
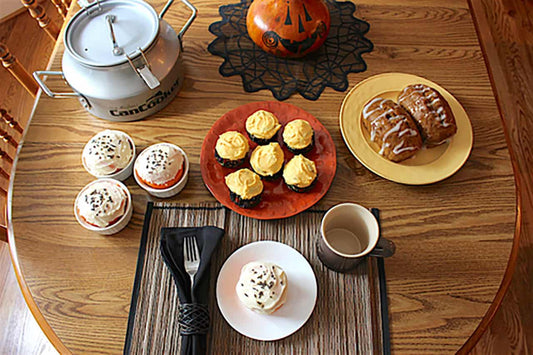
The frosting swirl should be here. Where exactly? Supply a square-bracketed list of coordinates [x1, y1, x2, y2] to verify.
[135, 143, 184, 186]
[282, 119, 314, 149]
[245, 110, 281, 139]
[215, 131, 249, 160]
[76, 180, 128, 228]
[250, 142, 284, 176]
[225, 169, 263, 200]
[82, 130, 134, 176]
[283, 155, 317, 188]
[236, 261, 288, 314]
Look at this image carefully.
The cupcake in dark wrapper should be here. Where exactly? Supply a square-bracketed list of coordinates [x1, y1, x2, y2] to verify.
[249, 142, 284, 181]
[245, 110, 281, 145]
[225, 168, 264, 208]
[215, 131, 250, 168]
[282, 119, 315, 155]
[283, 155, 317, 193]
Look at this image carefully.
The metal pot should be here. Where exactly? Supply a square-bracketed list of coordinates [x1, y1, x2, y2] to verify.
[34, 0, 196, 121]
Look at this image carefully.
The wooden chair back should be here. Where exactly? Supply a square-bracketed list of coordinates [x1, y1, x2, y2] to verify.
[20, 0, 60, 40]
[0, 43, 39, 97]
[0, 108, 25, 242]
[49, 0, 68, 19]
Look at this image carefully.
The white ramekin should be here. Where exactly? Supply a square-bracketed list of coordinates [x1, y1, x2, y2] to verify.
[82, 130, 136, 182]
[134, 143, 189, 198]
[74, 178, 133, 235]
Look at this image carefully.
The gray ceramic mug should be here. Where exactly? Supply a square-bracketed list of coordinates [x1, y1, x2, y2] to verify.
[317, 203, 395, 272]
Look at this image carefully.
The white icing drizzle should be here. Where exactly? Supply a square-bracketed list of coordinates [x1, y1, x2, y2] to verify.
[363, 98, 419, 157]
[379, 142, 390, 156]
[362, 97, 385, 118]
[399, 128, 419, 138]
[393, 140, 417, 155]
[381, 121, 403, 144]
[399, 85, 451, 127]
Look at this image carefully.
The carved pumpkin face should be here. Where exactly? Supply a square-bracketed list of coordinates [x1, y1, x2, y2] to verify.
[246, 0, 330, 58]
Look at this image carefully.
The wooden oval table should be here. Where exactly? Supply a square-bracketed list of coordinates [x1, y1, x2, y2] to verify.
[8, 0, 518, 354]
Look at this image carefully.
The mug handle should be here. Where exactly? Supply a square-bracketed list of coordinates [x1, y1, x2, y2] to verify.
[369, 237, 396, 258]
[369, 208, 396, 258]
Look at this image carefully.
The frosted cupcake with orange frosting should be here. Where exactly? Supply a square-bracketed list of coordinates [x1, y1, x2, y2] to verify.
[215, 131, 250, 168]
[225, 168, 263, 208]
[249, 142, 284, 180]
[283, 155, 317, 193]
[282, 119, 314, 155]
[245, 110, 281, 145]
[134, 143, 189, 198]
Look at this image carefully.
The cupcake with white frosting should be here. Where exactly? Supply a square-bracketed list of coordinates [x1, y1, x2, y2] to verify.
[134, 143, 189, 198]
[282, 119, 315, 155]
[82, 130, 135, 181]
[236, 261, 288, 314]
[74, 178, 133, 235]
[283, 155, 317, 193]
[249, 142, 284, 181]
[225, 168, 263, 208]
[215, 131, 250, 168]
[245, 110, 281, 145]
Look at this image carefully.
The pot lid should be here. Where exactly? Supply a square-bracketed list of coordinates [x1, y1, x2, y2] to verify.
[65, 0, 160, 67]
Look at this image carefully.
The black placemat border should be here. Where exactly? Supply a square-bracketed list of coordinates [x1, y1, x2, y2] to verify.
[124, 201, 154, 355]
[371, 208, 391, 355]
[378, 258, 391, 355]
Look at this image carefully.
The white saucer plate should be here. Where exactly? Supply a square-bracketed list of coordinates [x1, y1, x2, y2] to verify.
[216, 241, 317, 341]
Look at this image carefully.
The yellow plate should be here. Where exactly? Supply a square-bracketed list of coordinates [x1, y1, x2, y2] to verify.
[339, 73, 473, 185]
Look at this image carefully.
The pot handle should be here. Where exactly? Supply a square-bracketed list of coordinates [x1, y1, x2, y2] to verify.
[33, 71, 79, 98]
[159, 0, 197, 40]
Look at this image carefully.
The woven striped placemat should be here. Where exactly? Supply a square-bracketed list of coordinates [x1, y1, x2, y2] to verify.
[124, 202, 390, 354]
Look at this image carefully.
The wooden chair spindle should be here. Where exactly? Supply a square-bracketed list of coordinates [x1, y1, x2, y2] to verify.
[0, 148, 13, 165]
[0, 128, 18, 149]
[20, 0, 60, 40]
[0, 109, 24, 134]
[0, 43, 39, 97]
[0, 167, 10, 180]
[49, 0, 68, 19]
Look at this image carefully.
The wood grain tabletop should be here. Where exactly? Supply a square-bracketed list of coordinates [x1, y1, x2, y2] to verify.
[8, 0, 517, 353]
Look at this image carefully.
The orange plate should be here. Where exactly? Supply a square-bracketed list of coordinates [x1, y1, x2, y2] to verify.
[200, 101, 337, 220]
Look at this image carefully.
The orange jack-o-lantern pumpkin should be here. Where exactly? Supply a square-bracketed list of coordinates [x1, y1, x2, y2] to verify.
[246, 0, 330, 58]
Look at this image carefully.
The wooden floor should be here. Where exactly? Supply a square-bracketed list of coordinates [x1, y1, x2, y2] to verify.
[0, 0, 531, 354]
[0, 242, 57, 354]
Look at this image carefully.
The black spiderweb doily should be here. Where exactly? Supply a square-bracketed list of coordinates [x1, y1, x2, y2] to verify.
[208, 0, 373, 101]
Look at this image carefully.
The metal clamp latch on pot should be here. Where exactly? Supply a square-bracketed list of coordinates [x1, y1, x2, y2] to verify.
[126, 48, 161, 90]
[77, 0, 103, 17]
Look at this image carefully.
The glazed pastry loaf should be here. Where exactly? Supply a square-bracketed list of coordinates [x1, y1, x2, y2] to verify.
[398, 84, 457, 145]
[361, 97, 422, 162]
